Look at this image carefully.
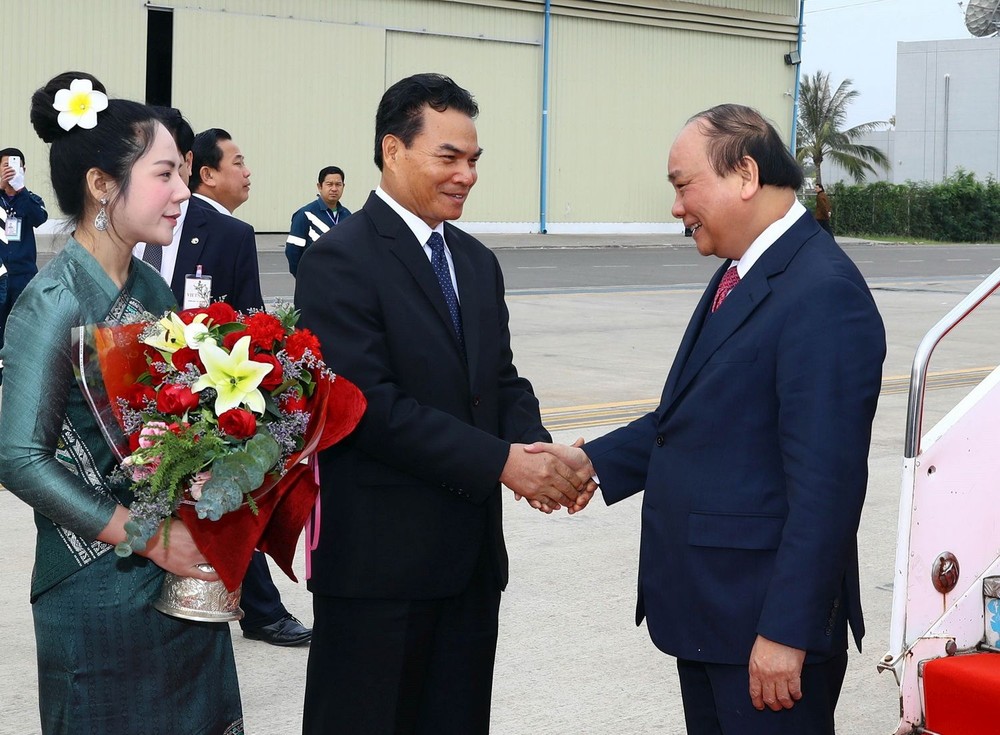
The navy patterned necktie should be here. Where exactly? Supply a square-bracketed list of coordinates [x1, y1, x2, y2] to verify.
[142, 243, 163, 272]
[427, 232, 465, 350]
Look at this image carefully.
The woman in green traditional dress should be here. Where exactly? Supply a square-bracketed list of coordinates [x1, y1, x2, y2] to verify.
[0, 72, 243, 735]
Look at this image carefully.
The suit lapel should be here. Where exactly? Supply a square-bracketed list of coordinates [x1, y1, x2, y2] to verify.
[171, 204, 209, 294]
[662, 212, 815, 415]
[669, 266, 771, 404]
[366, 194, 468, 362]
[659, 262, 727, 405]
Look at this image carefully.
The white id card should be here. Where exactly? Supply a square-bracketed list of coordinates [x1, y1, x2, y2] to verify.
[183, 273, 212, 309]
[4, 215, 21, 242]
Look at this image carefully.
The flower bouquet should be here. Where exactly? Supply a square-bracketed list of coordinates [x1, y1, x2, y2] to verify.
[72, 302, 365, 603]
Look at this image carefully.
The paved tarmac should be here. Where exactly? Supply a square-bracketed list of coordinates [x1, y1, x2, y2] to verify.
[3, 233, 1000, 733]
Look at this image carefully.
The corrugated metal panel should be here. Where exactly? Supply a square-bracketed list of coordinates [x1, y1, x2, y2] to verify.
[5, 1, 800, 230]
[159, 0, 541, 44]
[0, 1, 147, 221]
[172, 9, 387, 232]
[547, 14, 795, 223]
[671, 0, 795, 14]
[385, 31, 541, 222]
[441, 0, 799, 40]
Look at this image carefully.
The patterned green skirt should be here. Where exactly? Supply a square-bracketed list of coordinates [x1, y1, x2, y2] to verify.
[32, 550, 243, 735]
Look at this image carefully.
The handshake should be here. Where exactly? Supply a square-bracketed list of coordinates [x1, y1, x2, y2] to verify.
[500, 438, 598, 515]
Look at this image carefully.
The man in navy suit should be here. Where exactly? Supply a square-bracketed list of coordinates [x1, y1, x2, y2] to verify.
[178, 128, 263, 312]
[533, 104, 885, 734]
[138, 116, 308, 647]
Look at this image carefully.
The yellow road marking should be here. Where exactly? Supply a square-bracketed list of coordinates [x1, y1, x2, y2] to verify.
[541, 366, 997, 431]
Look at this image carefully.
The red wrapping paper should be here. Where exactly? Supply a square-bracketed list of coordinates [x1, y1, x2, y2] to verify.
[176, 374, 365, 590]
[74, 320, 366, 591]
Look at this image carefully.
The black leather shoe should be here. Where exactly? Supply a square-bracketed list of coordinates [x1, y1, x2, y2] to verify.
[242, 613, 312, 647]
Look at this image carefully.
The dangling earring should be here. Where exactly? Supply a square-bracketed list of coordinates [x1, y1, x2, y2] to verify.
[94, 197, 109, 231]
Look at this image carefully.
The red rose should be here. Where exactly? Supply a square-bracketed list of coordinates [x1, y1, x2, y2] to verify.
[177, 308, 208, 325]
[280, 389, 308, 414]
[155, 383, 200, 416]
[218, 408, 257, 440]
[147, 361, 170, 387]
[125, 384, 156, 410]
[284, 328, 323, 361]
[205, 302, 238, 327]
[253, 353, 284, 390]
[128, 432, 142, 453]
[244, 312, 286, 351]
[171, 346, 204, 373]
[144, 346, 170, 386]
[222, 329, 250, 351]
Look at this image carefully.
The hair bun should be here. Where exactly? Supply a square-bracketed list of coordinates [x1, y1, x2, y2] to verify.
[30, 71, 108, 144]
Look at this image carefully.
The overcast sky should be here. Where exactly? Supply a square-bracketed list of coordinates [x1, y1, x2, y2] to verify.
[800, 0, 975, 127]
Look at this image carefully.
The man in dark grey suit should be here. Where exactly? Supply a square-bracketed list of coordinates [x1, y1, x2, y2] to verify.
[295, 74, 590, 734]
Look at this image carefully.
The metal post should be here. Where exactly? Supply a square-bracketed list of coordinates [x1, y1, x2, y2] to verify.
[789, 0, 805, 155]
[538, 0, 552, 234]
[942, 73, 950, 181]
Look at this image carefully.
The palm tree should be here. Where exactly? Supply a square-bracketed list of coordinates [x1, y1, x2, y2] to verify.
[796, 71, 890, 186]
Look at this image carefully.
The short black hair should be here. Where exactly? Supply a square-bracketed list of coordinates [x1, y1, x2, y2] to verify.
[318, 165, 345, 184]
[152, 107, 195, 155]
[0, 147, 25, 165]
[374, 73, 478, 171]
[189, 127, 231, 191]
[688, 104, 803, 190]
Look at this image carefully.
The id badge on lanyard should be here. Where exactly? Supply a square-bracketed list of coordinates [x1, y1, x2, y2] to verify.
[183, 265, 213, 309]
[1, 208, 19, 243]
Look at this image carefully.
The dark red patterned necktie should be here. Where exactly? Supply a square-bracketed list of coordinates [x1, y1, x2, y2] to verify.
[711, 266, 740, 312]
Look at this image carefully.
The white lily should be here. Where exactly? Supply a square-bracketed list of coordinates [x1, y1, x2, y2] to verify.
[143, 312, 209, 355]
[192, 335, 271, 415]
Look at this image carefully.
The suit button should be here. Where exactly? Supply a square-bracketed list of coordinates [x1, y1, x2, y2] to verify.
[655, 435, 665, 447]
[472, 395, 481, 407]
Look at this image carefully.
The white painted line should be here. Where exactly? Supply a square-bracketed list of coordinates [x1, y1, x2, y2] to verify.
[899, 259, 924, 263]
[517, 266, 558, 269]
[662, 264, 698, 267]
[593, 265, 631, 268]
[946, 258, 971, 262]
[855, 260, 874, 264]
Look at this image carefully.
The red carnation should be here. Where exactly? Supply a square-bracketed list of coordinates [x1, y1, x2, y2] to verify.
[218, 408, 257, 440]
[171, 346, 204, 373]
[125, 384, 156, 410]
[280, 389, 308, 414]
[128, 431, 142, 453]
[285, 328, 323, 361]
[253, 353, 284, 391]
[205, 301, 238, 327]
[222, 329, 250, 351]
[244, 312, 286, 352]
[155, 383, 200, 416]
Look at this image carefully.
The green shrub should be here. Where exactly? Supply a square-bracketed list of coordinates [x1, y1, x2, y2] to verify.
[811, 171, 1000, 242]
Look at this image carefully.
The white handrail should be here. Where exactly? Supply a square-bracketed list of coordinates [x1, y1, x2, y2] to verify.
[904, 264, 1000, 458]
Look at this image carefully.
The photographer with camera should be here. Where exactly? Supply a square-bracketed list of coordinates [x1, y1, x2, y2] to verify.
[1, 147, 47, 384]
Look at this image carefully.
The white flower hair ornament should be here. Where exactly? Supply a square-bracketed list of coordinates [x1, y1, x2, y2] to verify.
[52, 79, 109, 132]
